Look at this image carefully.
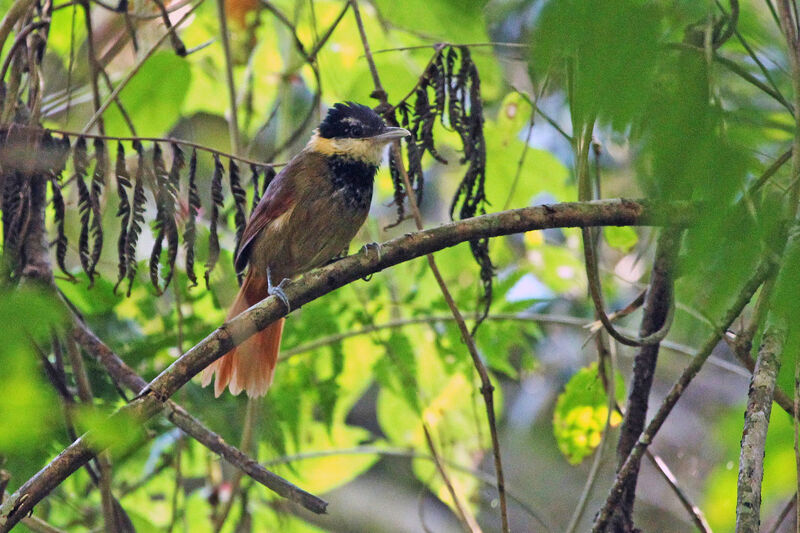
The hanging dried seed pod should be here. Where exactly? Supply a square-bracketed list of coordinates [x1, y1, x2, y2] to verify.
[150, 143, 170, 293]
[51, 135, 74, 281]
[229, 158, 247, 263]
[114, 141, 131, 292]
[74, 137, 92, 280]
[250, 163, 261, 213]
[162, 143, 184, 290]
[125, 140, 147, 296]
[204, 153, 224, 288]
[183, 149, 199, 287]
[88, 138, 106, 286]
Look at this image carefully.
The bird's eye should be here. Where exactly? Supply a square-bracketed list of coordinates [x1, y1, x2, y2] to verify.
[350, 124, 363, 137]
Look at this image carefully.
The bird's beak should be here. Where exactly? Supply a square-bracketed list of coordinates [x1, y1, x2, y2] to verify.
[371, 126, 411, 143]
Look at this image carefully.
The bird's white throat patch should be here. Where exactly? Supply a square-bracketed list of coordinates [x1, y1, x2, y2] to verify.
[306, 132, 386, 165]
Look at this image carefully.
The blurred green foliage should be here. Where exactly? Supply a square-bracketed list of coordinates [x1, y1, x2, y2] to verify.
[2, 0, 799, 531]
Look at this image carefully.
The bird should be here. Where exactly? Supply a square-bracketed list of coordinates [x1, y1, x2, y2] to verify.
[201, 102, 409, 398]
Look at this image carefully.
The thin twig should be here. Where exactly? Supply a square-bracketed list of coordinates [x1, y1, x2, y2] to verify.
[422, 424, 481, 533]
[369, 42, 530, 55]
[66, 335, 121, 533]
[10, 125, 280, 169]
[80, 0, 205, 134]
[669, 42, 794, 113]
[166, 435, 183, 533]
[216, 0, 240, 155]
[304, 0, 350, 63]
[351, 1, 510, 528]
[503, 74, 550, 211]
[647, 452, 712, 533]
[511, 87, 572, 143]
[396, 142, 511, 532]
[79, 0, 105, 135]
[279, 312, 750, 378]
[736, 325, 785, 531]
[263, 445, 554, 531]
[212, 398, 257, 532]
[254, 0, 323, 162]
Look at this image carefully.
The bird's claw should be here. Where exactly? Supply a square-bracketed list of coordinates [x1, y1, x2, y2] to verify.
[362, 241, 382, 261]
[267, 267, 292, 312]
[268, 279, 291, 312]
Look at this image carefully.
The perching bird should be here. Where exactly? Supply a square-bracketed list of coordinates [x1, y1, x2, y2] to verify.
[201, 102, 409, 398]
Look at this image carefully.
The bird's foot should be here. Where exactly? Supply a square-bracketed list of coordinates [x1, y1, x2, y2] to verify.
[267, 268, 292, 312]
[361, 241, 382, 262]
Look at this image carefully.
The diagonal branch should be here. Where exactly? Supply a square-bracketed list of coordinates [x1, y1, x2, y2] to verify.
[69, 318, 327, 516]
[0, 198, 692, 531]
[350, 1, 509, 528]
[607, 230, 682, 531]
[736, 324, 786, 532]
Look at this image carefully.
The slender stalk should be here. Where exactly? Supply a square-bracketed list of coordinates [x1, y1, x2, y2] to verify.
[215, 0, 240, 154]
[351, 0, 510, 527]
[422, 424, 482, 533]
[212, 399, 257, 532]
[647, 452, 711, 532]
[736, 325, 786, 532]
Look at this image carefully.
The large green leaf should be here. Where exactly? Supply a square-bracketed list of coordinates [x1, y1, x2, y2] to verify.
[553, 363, 624, 464]
[103, 52, 191, 137]
[533, 0, 662, 128]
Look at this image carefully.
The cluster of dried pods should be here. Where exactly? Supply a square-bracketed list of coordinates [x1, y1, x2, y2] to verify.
[388, 45, 493, 329]
[0, 128, 276, 295]
[2, 45, 492, 317]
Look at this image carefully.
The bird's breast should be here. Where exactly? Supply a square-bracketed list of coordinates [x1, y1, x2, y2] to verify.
[326, 155, 377, 211]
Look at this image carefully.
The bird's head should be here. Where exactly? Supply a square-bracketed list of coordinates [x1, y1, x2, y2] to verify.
[307, 102, 410, 165]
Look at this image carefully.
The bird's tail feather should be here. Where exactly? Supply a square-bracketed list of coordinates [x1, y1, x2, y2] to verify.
[201, 272, 284, 398]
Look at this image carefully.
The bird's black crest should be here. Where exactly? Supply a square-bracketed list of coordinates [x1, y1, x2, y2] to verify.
[318, 102, 386, 139]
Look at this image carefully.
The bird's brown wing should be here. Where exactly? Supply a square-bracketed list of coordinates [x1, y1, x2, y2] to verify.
[234, 161, 297, 272]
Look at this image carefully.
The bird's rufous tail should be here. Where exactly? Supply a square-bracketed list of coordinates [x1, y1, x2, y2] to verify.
[201, 271, 285, 398]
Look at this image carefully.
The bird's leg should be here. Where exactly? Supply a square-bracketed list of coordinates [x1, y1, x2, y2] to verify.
[361, 241, 382, 262]
[267, 266, 292, 312]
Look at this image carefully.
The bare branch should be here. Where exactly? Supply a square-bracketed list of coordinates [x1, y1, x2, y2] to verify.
[351, 1, 509, 527]
[609, 231, 682, 530]
[736, 325, 786, 532]
[69, 319, 328, 517]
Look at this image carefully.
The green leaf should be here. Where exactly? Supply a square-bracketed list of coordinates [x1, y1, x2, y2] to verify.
[372, 0, 490, 44]
[604, 226, 639, 252]
[262, 424, 379, 495]
[103, 52, 191, 137]
[0, 288, 65, 457]
[553, 363, 624, 464]
[533, 0, 662, 127]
